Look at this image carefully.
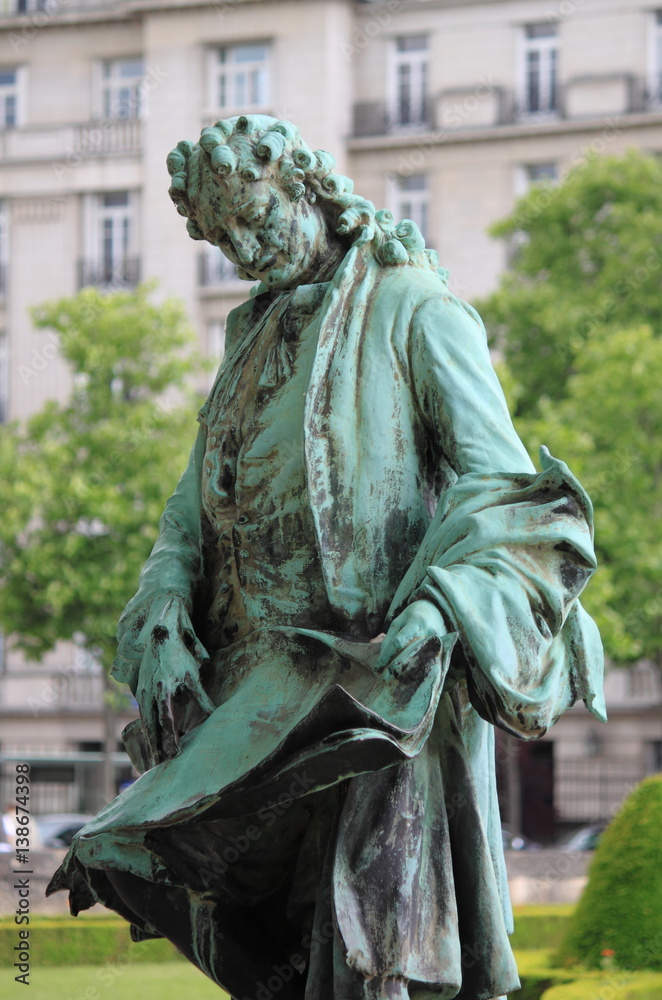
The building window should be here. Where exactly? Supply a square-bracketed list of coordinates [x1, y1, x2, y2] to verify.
[210, 43, 270, 112]
[650, 12, 662, 105]
[521, 24, 558, 116]
[526, 162, 558, 184]
[102, 58, 145, 120]
[391, 36, 429, 127]
[392, 174, 428, 242]
[0, 69, 19, 128]
[207, 319, 225, 388]
[0, 200, 7, 297]
[198, 245, 244, 287]
[79, 191, 140, 290]
[647, 740, 662, 774]
[0, 334, 7, 424]
[15, 0, 48, 11]
[515, 162, 558, 196]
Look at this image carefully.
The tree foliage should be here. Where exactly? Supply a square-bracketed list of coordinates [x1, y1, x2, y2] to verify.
[506, 327, 662, 664]
[482, 152, 662, 665]
[480, 150, 662, 418]
[0, 285, 207, 671]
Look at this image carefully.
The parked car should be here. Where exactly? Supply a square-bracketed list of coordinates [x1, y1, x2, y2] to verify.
[35, 814, 94, 848]
[2, 806, 43, 849]
[0, 817, 12, 852]
[556, 823, 607, 851]
[501, 825, 541, 851]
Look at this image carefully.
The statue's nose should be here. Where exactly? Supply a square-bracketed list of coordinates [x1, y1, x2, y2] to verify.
[231, 231, 261, 268]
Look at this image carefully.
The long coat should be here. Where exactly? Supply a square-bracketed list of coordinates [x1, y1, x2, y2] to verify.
[50, 238, 605, 1000]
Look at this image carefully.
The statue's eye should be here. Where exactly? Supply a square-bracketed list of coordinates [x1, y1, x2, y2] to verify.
[243, 206, 269, 228]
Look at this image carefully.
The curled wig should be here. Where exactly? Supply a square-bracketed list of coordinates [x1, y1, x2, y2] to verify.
[166, 115, 440, 273]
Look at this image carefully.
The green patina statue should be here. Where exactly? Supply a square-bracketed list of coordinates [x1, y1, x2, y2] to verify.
[48, 115, 606, 1000]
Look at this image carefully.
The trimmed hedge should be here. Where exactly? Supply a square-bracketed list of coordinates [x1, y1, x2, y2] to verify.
[511, 905, 575, 952]
[558, 774, 662, 971]
[1, 906, 575, 970]
[1, 907, 576, 983]
[0, 915, 183, 967]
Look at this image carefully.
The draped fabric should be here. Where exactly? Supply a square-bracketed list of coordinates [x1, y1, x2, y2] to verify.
[48, 238, 605, 1000]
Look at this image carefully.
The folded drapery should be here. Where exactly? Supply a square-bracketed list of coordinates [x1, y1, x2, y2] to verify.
[48, 451, 603, 1000]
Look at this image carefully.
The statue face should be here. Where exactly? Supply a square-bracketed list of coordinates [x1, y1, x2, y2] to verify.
[194, 166, 342, 290]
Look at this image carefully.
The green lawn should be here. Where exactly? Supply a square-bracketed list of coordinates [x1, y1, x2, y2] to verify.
[2, 961, 228, 1000]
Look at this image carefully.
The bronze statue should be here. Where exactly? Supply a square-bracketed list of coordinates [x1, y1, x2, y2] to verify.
[48, 115, 605, 1000]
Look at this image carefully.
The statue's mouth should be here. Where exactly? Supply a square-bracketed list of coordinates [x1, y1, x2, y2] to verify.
[253, 253, 278, 273]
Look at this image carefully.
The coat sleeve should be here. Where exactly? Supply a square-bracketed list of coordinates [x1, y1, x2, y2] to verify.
[110, 424, 207, 690]
[410, 292, 534, 477]
[397, 290, 606, 737]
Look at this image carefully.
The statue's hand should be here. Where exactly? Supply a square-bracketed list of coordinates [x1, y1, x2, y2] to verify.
[374, 599, 448, 676]
[129, 595, 215, 763]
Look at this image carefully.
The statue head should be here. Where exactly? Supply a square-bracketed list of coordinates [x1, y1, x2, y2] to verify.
[167, 114, 440, 287]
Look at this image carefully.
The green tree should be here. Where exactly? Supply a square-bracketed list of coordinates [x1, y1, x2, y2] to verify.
[481, 151, 662, 666]
[505, 326, 662, 665]
[481, 150, 662, 418]
[0, 286, 207, 797]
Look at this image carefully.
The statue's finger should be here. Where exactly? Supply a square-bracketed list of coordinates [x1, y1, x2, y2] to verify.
[139, 687, 163, 766]
[375, 633, 401, 671]
[188, 678, 215, 718]
[157, 694, 180, 761]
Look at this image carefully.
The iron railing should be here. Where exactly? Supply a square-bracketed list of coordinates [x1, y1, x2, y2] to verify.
[352, 75, 662, 139]
[0, 0, 120, 17]
[352, 99, 433, 138]
[198, 250, 244, 287]
[77, 256, 140, 290]
[554, 757, 648, 823]
[0, 119, 141, 161]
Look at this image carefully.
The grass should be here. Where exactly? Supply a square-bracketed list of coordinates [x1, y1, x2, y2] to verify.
[4, 946, 662, 1000]
[2, 961, 228, 1000]
[511, 949, 576, 1000]
[11, 905, 658, 1000]
[540, 971, 662, 999]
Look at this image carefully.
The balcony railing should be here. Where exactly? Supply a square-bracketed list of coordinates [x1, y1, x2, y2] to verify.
[352, 100, 433, 138]
[0, 0, 121, 17]
[0, 118, 141, 161]
[78, 256, 140, 291]
[628, 75, 662, 113]
[198, 250, 245, 288]
[352, 74, 662, 139]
